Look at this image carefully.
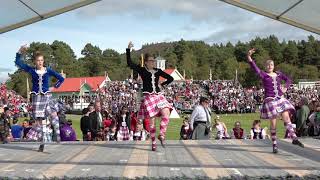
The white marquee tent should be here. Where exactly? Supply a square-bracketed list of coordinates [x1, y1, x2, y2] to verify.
[219, 0, 320, 35]
[0, 0, 100, 34]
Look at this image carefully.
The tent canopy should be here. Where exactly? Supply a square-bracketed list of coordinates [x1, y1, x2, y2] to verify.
[0, 0, 100, 34]
[1, 1, 319, 35]
[220, 0, 320, 35]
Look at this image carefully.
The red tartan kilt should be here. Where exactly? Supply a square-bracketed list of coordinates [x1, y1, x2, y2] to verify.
[138, 94, 172, 120]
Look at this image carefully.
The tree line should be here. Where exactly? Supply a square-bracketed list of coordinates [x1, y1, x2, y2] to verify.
[7, 35, 320, 97]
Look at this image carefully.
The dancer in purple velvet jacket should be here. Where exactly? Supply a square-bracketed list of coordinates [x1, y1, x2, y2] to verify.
[247, 48, 303, 153]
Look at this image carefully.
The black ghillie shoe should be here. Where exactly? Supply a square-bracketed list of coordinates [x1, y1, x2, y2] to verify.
[292, 139, 304, 148]
[152, 144, 157, 151]
[273, 145, 278, 154]
[38, 144, 45, 152]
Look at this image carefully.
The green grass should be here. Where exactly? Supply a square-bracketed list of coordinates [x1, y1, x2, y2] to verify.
[163, 113, 286, 140]
[19, 113, 286, 140]
[63, 113, 285, 140]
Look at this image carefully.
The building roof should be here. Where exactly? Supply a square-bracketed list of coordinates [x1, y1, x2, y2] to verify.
[51, 76, 109, 93]
[163, 69, 175, 75]
[160, 69, 184, 81]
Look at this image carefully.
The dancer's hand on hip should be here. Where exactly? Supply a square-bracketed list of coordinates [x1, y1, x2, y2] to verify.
[281, 86, 287, 93]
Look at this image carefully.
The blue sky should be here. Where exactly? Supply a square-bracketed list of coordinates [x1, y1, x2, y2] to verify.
[0, 0, 319, 82]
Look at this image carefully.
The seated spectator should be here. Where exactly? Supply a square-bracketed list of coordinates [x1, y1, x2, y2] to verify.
[250, 120, 266, 139]
[11, 118, 23, 140]
[106, 123, 117, 141]
[180, 118, 192, 140]
[116, 107, 130, 141]
[42, 119, 53, 143]
[231, 121, 245, 139]
[214, 116, 229, 139]
[26, 120, 42, 141]
[22, 119, 32, 139]
[60, 120, 77, 141]
[131, 120, 147, 141]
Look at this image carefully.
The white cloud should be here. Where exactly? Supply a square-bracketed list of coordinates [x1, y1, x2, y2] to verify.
[0, 73, 9, 83]
[77, 0, 244, 23]
[77, 0, 319, 44]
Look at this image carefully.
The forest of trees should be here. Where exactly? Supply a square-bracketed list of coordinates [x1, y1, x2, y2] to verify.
[7, 35, 320, 97]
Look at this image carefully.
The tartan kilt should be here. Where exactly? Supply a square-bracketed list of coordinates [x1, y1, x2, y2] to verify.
[31, 93, 60, 118]
[260, 97, 295, 119]
[138, 94, 172, 120]
[117, 126, 130, 141]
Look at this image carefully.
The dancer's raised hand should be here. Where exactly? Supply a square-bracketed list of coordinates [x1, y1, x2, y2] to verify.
[247, 48, 256, 62]
[18, 44, 28, 54]
[128, 41, 134, 50]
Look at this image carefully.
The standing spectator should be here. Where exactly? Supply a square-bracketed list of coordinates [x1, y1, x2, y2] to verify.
[11, 118, 23, 140]
[231, 121, 245, 139]
[0, 107, 11, 143]
[296, 97, 310, 136]
[89, 101, 103, 141]
[308, 103, 320, 136]
[190, 97, 211, 140]
[88, 103, 95, 113]
[80, 108, 91, 141]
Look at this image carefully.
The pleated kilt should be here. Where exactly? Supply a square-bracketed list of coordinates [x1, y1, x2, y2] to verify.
[260, 97, 295, 119]
[138, 93, 172, 120]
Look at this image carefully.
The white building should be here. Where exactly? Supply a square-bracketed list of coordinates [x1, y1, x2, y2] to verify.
[298, 80, 320, 89]
[155, 56, 166, 70]
[155, 56, 185, 81]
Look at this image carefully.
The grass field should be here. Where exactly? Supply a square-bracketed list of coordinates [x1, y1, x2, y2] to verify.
[62, 113, 286, 140]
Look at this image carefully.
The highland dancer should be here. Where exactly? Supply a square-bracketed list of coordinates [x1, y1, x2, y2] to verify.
[126, 41, 173, 151]
[15, 45, 64, 152]
[247, 48, 304, 153]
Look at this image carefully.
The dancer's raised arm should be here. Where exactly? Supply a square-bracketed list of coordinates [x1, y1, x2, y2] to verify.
[126, 41, 142, 73]
[15, 45, 33, 72]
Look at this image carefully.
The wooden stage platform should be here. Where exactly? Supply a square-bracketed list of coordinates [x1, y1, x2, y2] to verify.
[0, 138, 319, 179]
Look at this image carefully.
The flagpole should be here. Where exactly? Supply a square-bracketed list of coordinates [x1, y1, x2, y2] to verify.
[26, 77, 30, 102]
